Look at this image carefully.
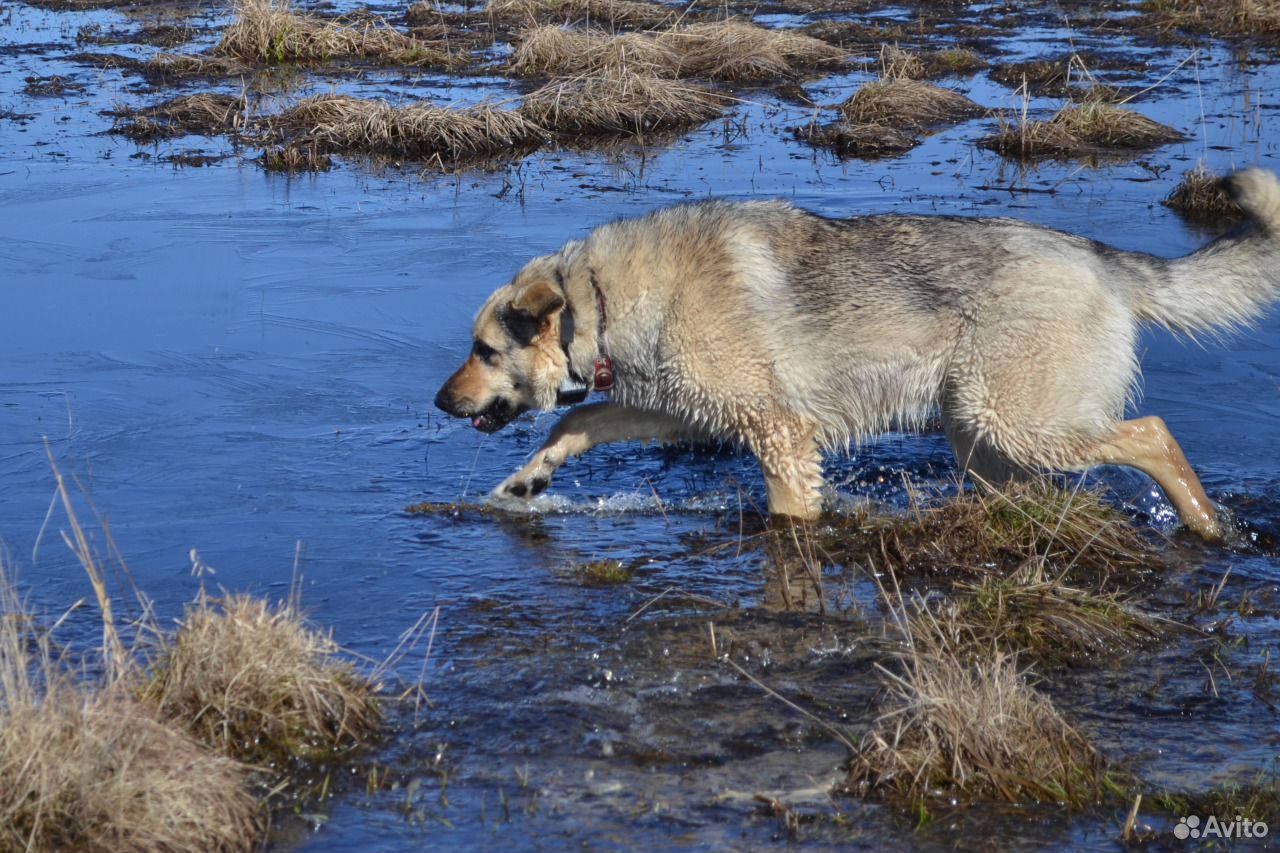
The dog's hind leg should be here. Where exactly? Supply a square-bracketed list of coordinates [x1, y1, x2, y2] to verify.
[1082, 416, 1221, 540]
[493, 402, 696, 501]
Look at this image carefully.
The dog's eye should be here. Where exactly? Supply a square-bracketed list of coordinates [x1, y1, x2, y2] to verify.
[473, 340, 500, 365]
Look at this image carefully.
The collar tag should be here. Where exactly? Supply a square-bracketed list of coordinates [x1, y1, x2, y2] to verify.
[593, 357, 614, 392]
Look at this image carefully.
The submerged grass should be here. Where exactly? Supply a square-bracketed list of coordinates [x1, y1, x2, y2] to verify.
[847, 600, 1118, 806]
[574, 559, 633, 586]
[143, 593, 382, 762]
[793, 120, 917, 159]
[1154, 768, 1280, 827]
[510, 20, 844, 80]
[520, 69, 725, 136]
[1163, 164, 1246, 227]
[219, 0, 452, 66]
[982, 100, 1184, 161]
[262, 142, 334, 173]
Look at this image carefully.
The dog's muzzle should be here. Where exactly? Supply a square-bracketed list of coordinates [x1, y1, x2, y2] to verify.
[434, 389, 523, 433]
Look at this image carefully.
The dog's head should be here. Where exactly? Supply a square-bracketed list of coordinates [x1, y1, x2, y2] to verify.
[434, 249, 579, 432]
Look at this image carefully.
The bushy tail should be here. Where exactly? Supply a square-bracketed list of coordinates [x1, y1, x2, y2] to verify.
[1133, 168, 1280, 336]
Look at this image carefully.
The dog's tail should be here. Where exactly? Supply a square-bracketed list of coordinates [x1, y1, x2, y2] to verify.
[1133, 168, 1280, 336]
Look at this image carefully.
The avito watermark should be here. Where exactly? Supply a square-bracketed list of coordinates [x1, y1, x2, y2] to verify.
[1175, 814, 1269, 840]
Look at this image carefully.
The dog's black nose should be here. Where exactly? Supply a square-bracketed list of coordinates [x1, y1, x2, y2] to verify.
[434, 387, 454, 415]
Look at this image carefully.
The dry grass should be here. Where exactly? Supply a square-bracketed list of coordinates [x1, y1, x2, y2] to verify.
[143, 593, 381, 762]
[982, 100, 1184, 160]
[951, 564, 1160, 668]
[218, 0, 452, 66]
[847, 599, 1116, 806]
[271, 94, 541, 166]
[793, 120, 917, 159]
[1163, 164, 1246, 226]
[876, 43, 924, 79]
[509, 25, 677, 75]
[110, 94, 246, 143]
[487, 0, 685, 28]
[874, 43, 985, 80]
[1138, 0, 1280, 39]
[827, 479, 1158, 584]
[0, 572, 263, 853]
[520, 69, 725, 136]
[663, 20, 845, 80]
[840, 78, 982, 130]
[510, 20, 844, 80]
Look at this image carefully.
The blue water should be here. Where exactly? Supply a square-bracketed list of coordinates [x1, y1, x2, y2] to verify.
[2, 0, 1280, 849]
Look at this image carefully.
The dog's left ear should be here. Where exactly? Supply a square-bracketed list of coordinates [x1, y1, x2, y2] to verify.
[511, 279, 565, 323]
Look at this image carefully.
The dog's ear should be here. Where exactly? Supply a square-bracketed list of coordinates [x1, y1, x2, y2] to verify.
[500, 279, 565, 344]
[511, 279, 565, 322]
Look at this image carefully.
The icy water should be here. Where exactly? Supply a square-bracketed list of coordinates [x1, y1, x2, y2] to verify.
[2, 0, 1280, 849]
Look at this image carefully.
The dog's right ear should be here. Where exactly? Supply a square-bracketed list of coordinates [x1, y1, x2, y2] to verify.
[511, 279, 565, 322]
[501, 279, 565, 344]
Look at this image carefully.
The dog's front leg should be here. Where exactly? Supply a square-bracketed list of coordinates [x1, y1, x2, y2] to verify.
[747, 417, 824, 521]
[494, 403, 694, 500]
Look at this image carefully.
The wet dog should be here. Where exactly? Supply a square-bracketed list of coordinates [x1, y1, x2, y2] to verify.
[435, 169, 1280, 539]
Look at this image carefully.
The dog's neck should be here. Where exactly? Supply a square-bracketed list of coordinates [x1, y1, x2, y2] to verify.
[556, 271, 613, 404]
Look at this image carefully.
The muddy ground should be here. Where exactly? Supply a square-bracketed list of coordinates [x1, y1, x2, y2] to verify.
[1, 0, 1279, 850]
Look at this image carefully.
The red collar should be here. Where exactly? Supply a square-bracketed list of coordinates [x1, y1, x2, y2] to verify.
[591, 279, 614, 392]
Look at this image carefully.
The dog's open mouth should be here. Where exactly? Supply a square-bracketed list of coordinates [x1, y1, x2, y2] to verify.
[470, 399, 521, 433]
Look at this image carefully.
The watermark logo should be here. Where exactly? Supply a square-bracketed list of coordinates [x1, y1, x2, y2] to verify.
[1174, 814, 1269, 840]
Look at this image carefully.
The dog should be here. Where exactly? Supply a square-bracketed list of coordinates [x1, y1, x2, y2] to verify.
[435, 169, 1280, 539]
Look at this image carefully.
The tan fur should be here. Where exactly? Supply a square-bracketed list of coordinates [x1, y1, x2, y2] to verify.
[436, 170, 1280, 539]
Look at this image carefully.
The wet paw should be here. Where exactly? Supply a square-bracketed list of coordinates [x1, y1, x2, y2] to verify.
[493, 468, 554, 502]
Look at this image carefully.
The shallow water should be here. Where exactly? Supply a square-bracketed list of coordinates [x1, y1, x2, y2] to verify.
[2, 0, 1280, 849]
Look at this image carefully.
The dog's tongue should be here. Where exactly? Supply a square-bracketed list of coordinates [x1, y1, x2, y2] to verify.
[472, 414, 490, 430]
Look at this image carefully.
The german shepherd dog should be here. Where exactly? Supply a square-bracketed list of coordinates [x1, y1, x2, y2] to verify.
[435, 169, 1280, 539]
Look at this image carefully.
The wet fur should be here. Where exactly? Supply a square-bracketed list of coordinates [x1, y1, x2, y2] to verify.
[436, 169, 1280, 537]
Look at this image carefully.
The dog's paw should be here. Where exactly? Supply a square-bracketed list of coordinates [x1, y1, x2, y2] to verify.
[493, 467, 553, 501]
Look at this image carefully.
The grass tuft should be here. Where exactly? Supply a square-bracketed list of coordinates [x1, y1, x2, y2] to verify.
[510, 20, 844, 80]
[831, 479, 1157, 585]
[509, 25, 677, 75]
[982, 100, 1183, 161]
[0, 572, 263, 853]
[270, 94, 542, 167]
[218, 0, 452, 66]
[840, 77, 983, 130]
[950, 564, 1160, 668]
[662, 20, 845, 81]
[520, 69, 725, 136]
[110, 94, 245, 142]
[487, 0, 685, 28]
[1137, 0, 1280, 40]
[143, 593, 382, 762]
[847, 599, 1116, 806]
[1162, 164, 1246, 227]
